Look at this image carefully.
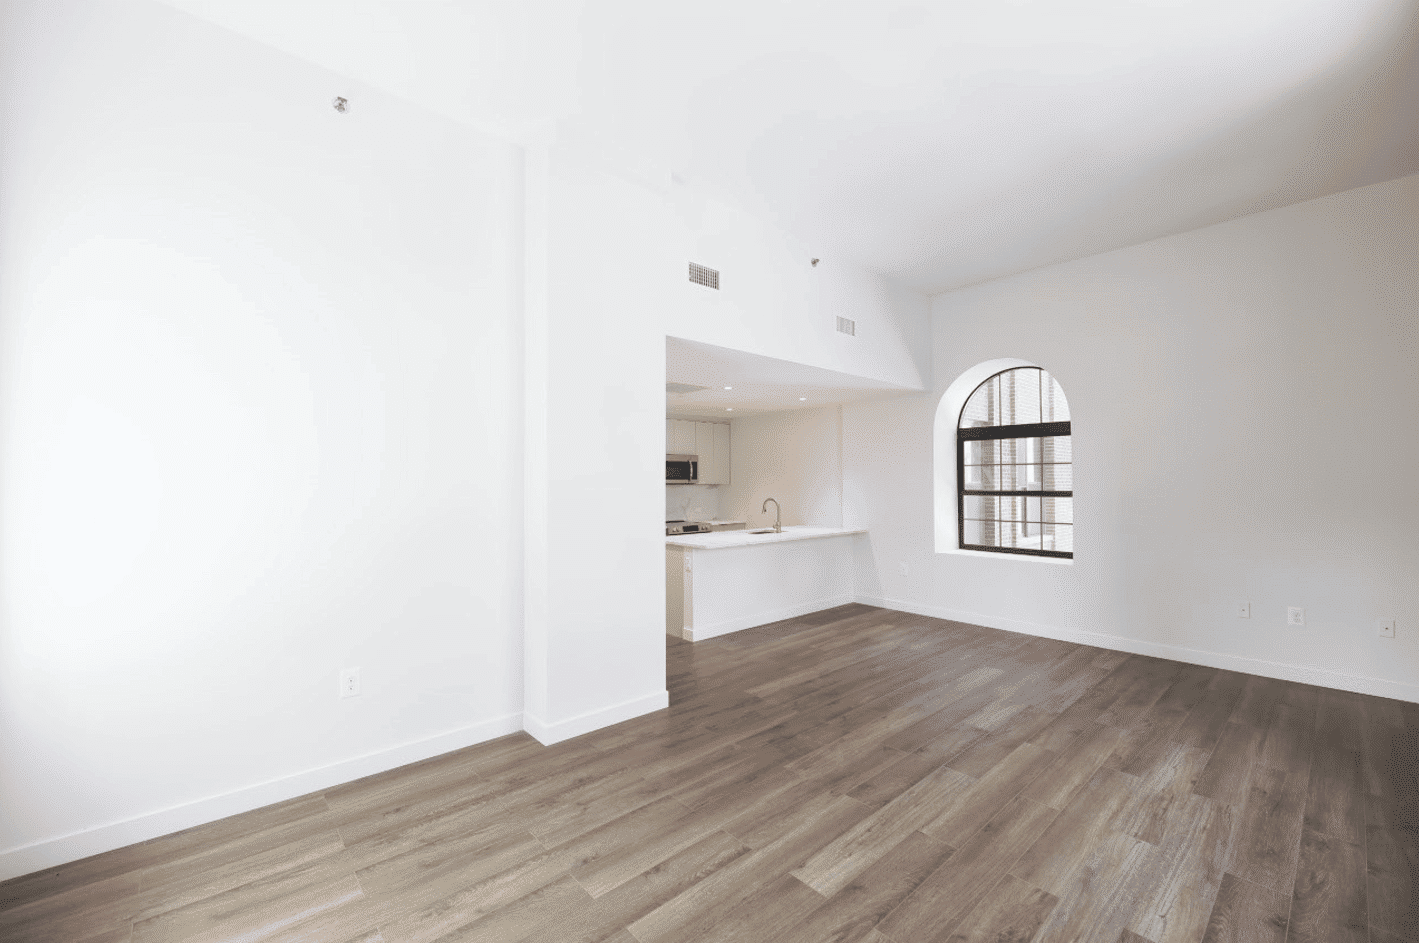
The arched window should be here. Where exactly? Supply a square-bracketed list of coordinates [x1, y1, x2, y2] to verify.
[958, 367, 1072, 558]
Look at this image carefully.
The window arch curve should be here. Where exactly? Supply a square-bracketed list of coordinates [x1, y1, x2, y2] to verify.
[934, 361, 1072, 559]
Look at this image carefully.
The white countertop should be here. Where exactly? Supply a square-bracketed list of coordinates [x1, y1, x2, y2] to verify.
[666, 525, 867, 550]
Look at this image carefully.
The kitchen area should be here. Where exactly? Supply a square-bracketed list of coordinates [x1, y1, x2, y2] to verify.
[664, 337, 907, 642]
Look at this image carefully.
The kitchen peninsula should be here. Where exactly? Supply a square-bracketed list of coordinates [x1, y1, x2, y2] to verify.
[665, 526, 866, 641]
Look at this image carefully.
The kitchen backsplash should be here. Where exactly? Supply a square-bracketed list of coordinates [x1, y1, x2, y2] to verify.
[665, 484, 722, 522]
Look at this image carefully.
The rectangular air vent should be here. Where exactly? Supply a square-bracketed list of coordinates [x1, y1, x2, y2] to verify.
[836, 316, 856, 336]
[689, 262, 719, 290]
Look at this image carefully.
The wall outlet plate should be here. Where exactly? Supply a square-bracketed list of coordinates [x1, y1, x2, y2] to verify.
[1238, 602, 1251, 619]
[1378, 619, 1396, 638]
[340, 667, 361, 698]
[1287, 607, 1305, 626]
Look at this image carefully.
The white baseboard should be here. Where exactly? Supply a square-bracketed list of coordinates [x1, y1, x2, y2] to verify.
[0, 712, 524, 883]
[524, 689, 670, 746]
[856, 595, 1419, 705]
[685, 594, 857, 643]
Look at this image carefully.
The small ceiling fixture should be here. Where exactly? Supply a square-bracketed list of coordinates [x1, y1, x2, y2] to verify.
[723, 386, 732, 390]
[726, 408, 733, 412]
[800, 397, 807, 401]
[332, 96, 349, 113]
[811, 259, 819, 267]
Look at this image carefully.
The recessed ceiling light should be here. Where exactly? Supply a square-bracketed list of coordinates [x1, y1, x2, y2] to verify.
[723, 386, 732, 390]
[799, 397, 807, 401]
[726, 408, 733, 412]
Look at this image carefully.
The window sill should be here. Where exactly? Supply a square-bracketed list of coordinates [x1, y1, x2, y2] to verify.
[940, 548, 1074, 565]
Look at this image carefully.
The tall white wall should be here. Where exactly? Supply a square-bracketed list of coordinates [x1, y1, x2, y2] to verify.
[520, 145, 672, 744]
[664, 185, 931, 393]
[724, 408, 845, 530]
[0, 1, 525, 878]
[846, 174, 1419, 703]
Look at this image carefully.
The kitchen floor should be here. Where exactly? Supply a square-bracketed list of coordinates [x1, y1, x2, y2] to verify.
[2, 605, 1413, 942]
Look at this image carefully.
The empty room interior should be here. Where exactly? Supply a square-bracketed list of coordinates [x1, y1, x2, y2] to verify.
[1, 2, 1416, 942]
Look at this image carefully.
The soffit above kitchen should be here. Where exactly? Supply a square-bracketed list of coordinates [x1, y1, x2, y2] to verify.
[158, 0, 1419, 293]
[667, 337, 914, 418]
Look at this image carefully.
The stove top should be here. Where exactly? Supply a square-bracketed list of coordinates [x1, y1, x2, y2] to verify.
[666, 521, 710, 536]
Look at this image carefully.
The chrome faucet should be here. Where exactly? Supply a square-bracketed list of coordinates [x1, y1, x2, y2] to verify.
[761, 497, 781, 533]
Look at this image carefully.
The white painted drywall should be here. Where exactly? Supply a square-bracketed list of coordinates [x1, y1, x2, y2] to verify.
[846, 174, 1419, 702]
[664, 183, 932, 393]
[724, 407, 846, 531]
[520, 144, 671, 744]
[0, 2, 524, 878]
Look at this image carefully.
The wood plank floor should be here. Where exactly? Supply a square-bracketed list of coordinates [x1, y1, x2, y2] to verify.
[3, 604, 1415, 943]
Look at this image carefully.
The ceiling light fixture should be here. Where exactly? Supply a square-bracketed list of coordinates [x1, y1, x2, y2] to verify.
[800, 397, 807, 401]
[723, 386, 732, 390]
[726, 408, 733, 412]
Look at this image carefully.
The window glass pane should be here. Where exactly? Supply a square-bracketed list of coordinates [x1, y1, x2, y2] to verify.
[1004, 369, 1041, 425]
[1042, 372, 1071, 422]
[1041, 436, 1072, 463]
[964, 495, 999, 520]
[1027, 497, 1041, 523]
[964, 518, 999, 546]
[964, 439, 999, 465]
[1043, 497, 1073, 524]
[1045, 523, 1073, 553]
[1042, 463, 1073, 491]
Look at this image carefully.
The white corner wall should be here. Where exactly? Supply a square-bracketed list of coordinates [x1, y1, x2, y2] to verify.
[847, 173, 1419, 703]
[0, 1, 525, 879]
[520, 144, 672, 744]
[724, 407, 845, 530]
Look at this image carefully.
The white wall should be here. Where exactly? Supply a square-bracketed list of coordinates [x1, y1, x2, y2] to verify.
[520, 145, 672, 744]
[0, 1, 524, 878]
[664, 185, 932, 393]
[846, 174, 1419, 703]
[724, 407, 845, 530]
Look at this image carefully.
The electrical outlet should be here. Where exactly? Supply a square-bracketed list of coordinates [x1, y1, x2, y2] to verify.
[340, 667, 361, 699]
[1238, 602, 1251, 619]
[1378, 619, 1396, 638]
[1287, 607, 1305, 626]
[899, 562, 909, 577]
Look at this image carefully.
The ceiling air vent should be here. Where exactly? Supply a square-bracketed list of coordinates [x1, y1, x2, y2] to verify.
[689, 262, 719, 290]
[836, 316, 856, 336]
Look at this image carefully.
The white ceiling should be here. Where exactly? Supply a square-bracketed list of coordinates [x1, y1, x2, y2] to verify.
[666, 338, 914, 419]
[160, 0, 1419, 292]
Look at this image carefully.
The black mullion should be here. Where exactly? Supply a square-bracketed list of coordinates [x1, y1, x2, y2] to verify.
[960, 543, 1072, 560]
[957, 432, 965, 550]
[958, 421, 1070, 440]
[963, 489, 1072, 498]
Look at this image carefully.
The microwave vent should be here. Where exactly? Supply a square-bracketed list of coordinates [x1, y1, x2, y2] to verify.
[836, 316, 856, 336]
[689, 262, 719, 290]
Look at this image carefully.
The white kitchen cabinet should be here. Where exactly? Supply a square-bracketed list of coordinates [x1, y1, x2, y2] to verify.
[694, 422, 715, 475]
[667, 418, 730, 484]
[711, 421, 731, 485]
[668, 419, 697, 455]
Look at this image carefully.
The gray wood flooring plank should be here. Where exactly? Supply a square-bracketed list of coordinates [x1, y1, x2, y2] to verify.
[2, 607, 1407, 943]
[1201, 872, 1290, 943]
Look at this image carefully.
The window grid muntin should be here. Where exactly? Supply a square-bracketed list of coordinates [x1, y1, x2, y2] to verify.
[957, 368, 1072, 559]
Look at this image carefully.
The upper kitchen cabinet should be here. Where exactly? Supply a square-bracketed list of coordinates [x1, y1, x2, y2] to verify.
[667, 418, 730, 485]
[668, 418, 697, 455]
[710, 422, 730, 485]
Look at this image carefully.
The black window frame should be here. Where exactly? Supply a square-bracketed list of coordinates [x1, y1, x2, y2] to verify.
[957, 367, 1073, 559]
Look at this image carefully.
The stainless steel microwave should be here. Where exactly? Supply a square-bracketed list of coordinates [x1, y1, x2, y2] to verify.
[666, 454, 698, 483]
